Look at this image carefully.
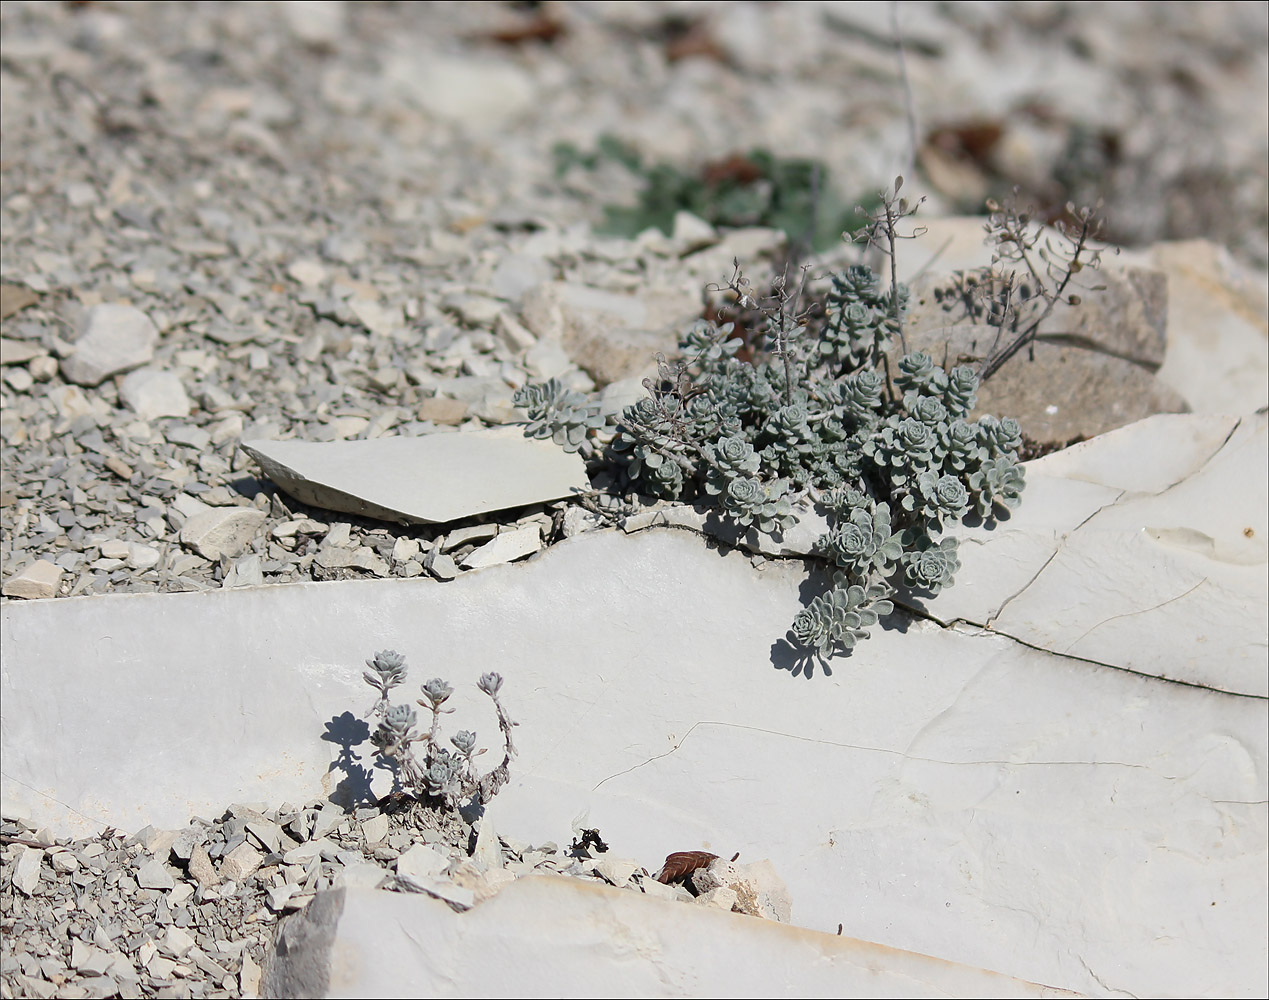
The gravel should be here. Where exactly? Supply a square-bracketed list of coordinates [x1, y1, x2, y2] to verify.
[1, 798, 690, 999]
[2, 1, 1265, 602]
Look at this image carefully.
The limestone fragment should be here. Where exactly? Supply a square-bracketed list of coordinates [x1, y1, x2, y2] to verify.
[61, 304, 159, 387]
[691, 858, 791, 922]
[119, 368, 192, 420]
[461, 523, 541, 569]
[241, 427, 588, 525]
[11, 846, 43, 894]
[137, 858, 176, 891]
[2, 559, 63, 599]
[179, 507, 267, 561]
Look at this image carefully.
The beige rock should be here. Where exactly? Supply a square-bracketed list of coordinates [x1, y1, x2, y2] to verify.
[179, 507, 266, 561]
[241, 428, 588, 526]
[519, 281, 698, 386]
[900, 266, 1186, 443]
[2, 559, 63, 600]
[0, 337, 46, 366]
[219, 843, 263, 882]
[187, 844, 219, 889]
[1149, 240, 1268, 414]
[692, 858, 792, 922]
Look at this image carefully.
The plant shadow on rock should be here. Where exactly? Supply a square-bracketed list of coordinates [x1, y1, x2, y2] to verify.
[321, 711, 376, 810]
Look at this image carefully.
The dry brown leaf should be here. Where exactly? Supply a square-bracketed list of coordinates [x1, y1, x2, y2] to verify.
[654, 850, 718, 884]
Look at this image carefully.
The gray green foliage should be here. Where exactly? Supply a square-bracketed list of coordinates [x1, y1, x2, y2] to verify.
[360, 650, 517, 809]
[513, 208, 1030, 659]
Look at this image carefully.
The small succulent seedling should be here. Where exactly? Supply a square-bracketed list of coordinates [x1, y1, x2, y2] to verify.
[361, 650, 517, 811]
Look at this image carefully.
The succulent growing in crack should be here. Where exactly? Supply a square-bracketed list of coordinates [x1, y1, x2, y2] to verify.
[512, 178, 1037, 658]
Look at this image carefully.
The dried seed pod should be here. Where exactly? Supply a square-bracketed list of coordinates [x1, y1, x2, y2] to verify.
[655, 850, 719, 884]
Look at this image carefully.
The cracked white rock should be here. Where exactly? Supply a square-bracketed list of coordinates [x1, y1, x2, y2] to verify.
[61, 303, 159, 387]
[934, 412, 1267, 695]
[3, 418, 1265, 998]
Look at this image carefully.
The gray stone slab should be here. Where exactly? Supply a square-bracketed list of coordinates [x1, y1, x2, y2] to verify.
[240, 426, 588, 525]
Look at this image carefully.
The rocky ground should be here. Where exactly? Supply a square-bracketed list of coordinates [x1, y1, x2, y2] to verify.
[2, 2, 1266, 997]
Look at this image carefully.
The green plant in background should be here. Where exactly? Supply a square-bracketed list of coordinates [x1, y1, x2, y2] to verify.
[553, 134, 878, 251]
[514, 180, 1049, 660]
[361, 651, 517, 809]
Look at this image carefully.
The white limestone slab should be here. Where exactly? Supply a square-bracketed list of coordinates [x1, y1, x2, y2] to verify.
[240, 425, 589, 525]
[919, 413, 1267, 696]
[265, 878, 1078, 999]
[2, 528, 1264, 998]
[995, 415, 1263, 694]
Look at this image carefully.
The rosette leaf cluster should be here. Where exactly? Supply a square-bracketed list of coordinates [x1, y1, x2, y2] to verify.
[512, 377, 611, 457]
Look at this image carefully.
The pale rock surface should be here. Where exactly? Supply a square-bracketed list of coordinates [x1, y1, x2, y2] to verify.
[386, 51, 535, 129]
[119, 368, 191, 421]
[278, 0, 345, 48]
[461, 523, 541, 569]
[222, 554, 265, 589]
[2, 559, 62, 599]
[490, 253, 551, 303]
[519, 281, 699, 386]
[932, 413, 1267, 696]
[61, 303, 159, 387]
[901, 261, 1185, 443]
[560, 507, 606, 537]
[240, 427, 588, 525]
[11, 846, 42, 895]
[691, 858, 792, 923]
[442, 523, 498, 551]
[0, 337, 46, 365]
[179, 507, 266, 561]
[2, 416, 1264, 997]
[1148, 240, 1269, 414]
[416, 395, 468, 425]
[396, 844, 447, 881]
[263, 879, 1076, 999]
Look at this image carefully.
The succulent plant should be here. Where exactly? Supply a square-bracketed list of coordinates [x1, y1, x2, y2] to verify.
[902, 536, 962, 595]
[970, 455, 1027, 516]
[512, 229, 1029, 657]
[419, 678, 454, 708]
[357, 655, 517, 811]
[512, 378, 611, 457]
[790, 580, 894, 656]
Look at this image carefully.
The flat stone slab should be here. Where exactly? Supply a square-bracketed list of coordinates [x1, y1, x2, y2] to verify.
[265, 878, 1078, 999]
[2, 522, 1264, 996]
[934, 412, 1267, 696]
[240, 425, 590, 525]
